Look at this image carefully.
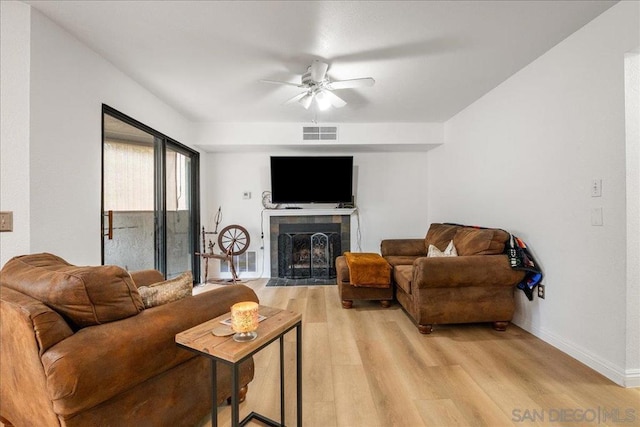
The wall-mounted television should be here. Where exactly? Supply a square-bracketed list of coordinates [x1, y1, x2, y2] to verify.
[270, 156, 353, 204]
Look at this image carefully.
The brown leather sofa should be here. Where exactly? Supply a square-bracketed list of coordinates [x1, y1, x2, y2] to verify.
[381, 223, 526, 334]
[0, 253, 256, 427]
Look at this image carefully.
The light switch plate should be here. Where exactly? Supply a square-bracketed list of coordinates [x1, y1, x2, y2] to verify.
[591, 179, 602, 197]
[0, 211, 13, 232]
[591, 207, 603, 226]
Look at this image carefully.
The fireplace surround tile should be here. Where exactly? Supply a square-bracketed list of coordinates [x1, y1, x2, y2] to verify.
[269, 214, 350, 278]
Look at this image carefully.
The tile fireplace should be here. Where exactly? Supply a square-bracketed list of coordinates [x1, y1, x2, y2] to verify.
[267, 211, 352, 279]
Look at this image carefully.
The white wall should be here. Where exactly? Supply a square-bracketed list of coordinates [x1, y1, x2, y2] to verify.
[0, 1, 31, 267]
[26, 8, 195, 265]
[202, 150, 430, 278]
[625, 51, 640, 385]
[429, 1, 639, 386]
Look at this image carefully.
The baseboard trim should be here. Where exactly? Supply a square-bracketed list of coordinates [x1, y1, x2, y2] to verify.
[512, 317, 637, 388]
[623, 369, 640, 388]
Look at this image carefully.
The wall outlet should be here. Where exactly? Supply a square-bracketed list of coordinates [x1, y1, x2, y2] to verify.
[242, 191, 251, 200]
[0, 211, 13, 232]
[537, 284, 545, 299]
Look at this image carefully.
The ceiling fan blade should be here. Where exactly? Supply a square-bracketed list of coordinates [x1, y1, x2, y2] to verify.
[322, 90, 347, 108]
[284, 92, 308, 105]
[260, 79, 306, 88]
[310, 60, 329, 82]
[299, 93, 314, 109]
[326, 77, 375, 90]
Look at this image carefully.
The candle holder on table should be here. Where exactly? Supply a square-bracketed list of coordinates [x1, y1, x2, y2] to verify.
[231, 301, 259, 342]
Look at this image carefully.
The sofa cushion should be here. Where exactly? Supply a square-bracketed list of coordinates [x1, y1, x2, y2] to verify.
[453, 227, 509, 256]
[138, 271, 193, 308]
[130, 269, 165, 287]
[393, 265, 413, 295]
[0, 253, 144, 329]
[384, 255, 421, 267]
[425, 223, 460, 251]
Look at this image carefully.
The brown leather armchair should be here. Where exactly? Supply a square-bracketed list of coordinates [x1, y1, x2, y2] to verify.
[381, 223, 526, 334]
[0, 253, 256, 427]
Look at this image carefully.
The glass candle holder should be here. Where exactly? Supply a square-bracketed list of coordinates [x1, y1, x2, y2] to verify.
[230, 301, 259, 342]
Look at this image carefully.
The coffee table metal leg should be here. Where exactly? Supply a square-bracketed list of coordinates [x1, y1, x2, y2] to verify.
[280, 336, 285, 427]
[231, 363, 239, 426]
[297, 324, 302, 426]
[211, 360, 217, 427]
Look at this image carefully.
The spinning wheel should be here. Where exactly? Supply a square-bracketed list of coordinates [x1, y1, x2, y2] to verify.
[218, 225, 250, 256]
[196, 222, 251, 285]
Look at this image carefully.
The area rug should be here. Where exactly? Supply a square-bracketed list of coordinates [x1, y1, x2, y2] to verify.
[266, 277, 336, 287]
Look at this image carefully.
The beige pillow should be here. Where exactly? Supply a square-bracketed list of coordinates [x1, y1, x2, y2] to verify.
[138, 271, 193, 308]
[427, 240, 458, 257]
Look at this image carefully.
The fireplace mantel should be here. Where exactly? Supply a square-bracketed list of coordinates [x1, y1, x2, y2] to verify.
[264, 208, 356, 218]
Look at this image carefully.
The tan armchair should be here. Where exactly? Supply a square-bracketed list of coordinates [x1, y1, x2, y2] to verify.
[381, 223, 525, 334]
[0, 253, 256, 427]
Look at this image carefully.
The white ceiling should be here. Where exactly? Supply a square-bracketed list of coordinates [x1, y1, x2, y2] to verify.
[26, 0, 618, 124]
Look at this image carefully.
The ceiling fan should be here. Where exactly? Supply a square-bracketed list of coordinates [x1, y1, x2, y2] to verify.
[260, 60, 375, 110]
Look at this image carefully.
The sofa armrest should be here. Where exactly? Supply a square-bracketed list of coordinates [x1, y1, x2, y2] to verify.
[129, 269, 165, 287]
[40, 284, 258, 417]
[1, 286, 74, 426]
[412, 255, 525, 289]
[380, 239, 425, 257]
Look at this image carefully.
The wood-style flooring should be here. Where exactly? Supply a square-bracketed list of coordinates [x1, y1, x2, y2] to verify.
[195, 279, 640, 427]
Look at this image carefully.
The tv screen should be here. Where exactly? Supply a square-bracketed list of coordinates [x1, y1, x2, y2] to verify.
[270, 156, 353, 204]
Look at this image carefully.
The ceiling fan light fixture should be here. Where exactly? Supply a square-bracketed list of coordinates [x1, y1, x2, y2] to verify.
[315, 91, 332, 111]
[261, 60, 375, 111]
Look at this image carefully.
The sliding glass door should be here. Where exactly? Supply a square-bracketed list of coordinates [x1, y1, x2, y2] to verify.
[165, 144, 198, 278]
[101, 105, 199, 279]
[102, 116, 156, 271]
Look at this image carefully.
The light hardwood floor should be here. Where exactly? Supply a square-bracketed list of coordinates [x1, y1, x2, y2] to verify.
[197, 279, 640, 427]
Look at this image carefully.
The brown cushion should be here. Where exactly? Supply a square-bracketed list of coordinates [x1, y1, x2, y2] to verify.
[138, 271, 193, 308]
[453, 227, 509, 256]
[129, 269, 165, 287]
[0, 253, 144, 329]
[393, 265, 413, 295]
[383, 255, 420, 267]
[344, 252, 390, 288]
[425, 223, 460, 251]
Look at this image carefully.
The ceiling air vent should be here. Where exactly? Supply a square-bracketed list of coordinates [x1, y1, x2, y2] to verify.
[302, 126, 338, 141]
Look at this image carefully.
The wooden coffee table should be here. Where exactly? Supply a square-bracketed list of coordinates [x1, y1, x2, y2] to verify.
[175, 305, 302, 427]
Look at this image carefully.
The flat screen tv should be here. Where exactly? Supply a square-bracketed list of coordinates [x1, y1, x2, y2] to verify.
[270, 156, 353, 204]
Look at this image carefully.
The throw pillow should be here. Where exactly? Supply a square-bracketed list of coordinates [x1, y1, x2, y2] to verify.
[138, 271, 193, 308]
[427, 240, 458, 257]
[453, 227, 509, 256]
[425, 223, 460, 251]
